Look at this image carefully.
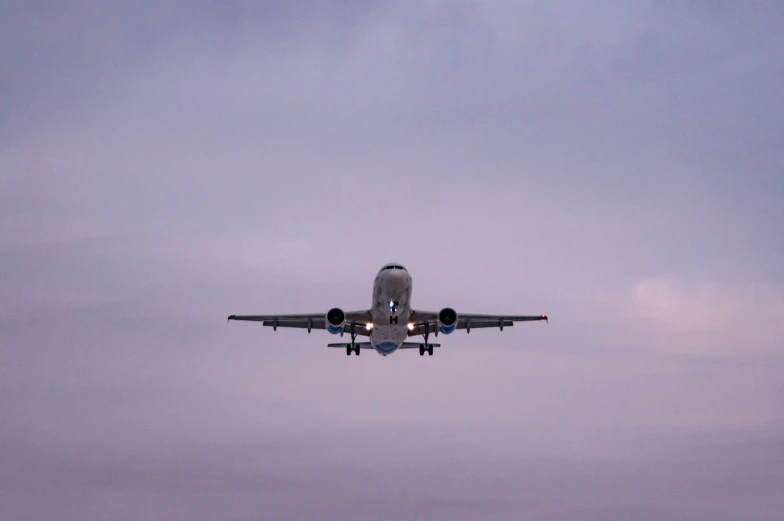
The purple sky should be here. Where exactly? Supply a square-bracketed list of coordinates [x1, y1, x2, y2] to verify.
[2, 1, 783, 519]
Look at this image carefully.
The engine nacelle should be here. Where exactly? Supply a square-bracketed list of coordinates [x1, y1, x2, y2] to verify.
[325, 308, 346, 334]
[437, 307, 458, 335]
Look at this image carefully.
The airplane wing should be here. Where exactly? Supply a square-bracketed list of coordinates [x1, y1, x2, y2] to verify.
[408, 311, 547, 336]
[228, 311, 372, 336]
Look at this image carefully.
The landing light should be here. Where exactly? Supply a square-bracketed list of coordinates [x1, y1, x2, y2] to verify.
[407, 323, 415, 331]
[388, 300, 394, 308]
[365, 323, 374, 331]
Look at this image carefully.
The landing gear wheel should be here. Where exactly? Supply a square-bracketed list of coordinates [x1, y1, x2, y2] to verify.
[419, 346, 425, 356]
[428, 345, 433, 356]
[346, 346, 351, 356]
[355, 346, 360, 356]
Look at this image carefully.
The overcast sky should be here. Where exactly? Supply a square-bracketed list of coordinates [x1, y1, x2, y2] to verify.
[2, 1, 783, 519]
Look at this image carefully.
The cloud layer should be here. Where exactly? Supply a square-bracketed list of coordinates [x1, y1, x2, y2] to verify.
[2, 1, 783, 519]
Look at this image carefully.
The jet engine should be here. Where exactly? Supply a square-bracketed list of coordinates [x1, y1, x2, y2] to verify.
[437, 307, 458, 334]
[325, 308, 346, 334]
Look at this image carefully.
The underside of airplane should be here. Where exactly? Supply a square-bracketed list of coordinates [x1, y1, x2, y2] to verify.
[228, 263, 547, 356]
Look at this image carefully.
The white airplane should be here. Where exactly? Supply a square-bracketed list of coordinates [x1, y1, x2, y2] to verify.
[228, 263, 548, 356]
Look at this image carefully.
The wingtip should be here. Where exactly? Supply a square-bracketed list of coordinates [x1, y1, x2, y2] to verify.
[542, 314, 548, 324]
[227, 315, 235, 323]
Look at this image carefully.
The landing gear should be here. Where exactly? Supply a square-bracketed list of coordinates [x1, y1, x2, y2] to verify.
[347, 324, 360, 356]
[421, 328, 433, 356]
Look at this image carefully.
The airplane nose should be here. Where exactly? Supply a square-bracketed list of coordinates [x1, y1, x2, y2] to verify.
[386, 270, 408, 289]
[388, 269, 404, 279]
[382, 271, 409, 306]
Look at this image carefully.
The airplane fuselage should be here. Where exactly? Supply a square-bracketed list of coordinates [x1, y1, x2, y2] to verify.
[369, 265, 413, 355]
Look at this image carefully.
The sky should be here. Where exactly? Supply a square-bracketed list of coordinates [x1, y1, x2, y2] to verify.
[1, 1, 783, 519]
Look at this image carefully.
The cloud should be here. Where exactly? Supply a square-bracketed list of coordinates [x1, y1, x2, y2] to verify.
[628, 278, 733, 330]
[2, 1, 784, 520]
[618, 277, 784, 353]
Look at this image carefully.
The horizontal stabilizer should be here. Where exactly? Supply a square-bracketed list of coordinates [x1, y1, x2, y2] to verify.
[327, 342, 441, 349]
[327, 342, 375, 349]
[399, 342, 440, 349]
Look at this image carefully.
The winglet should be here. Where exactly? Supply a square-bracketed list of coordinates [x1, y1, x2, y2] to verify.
[228, 315, 235, 323]
[542, 314, 548, 324]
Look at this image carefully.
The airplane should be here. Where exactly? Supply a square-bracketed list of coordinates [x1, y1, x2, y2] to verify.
[228, 263, 548, 357]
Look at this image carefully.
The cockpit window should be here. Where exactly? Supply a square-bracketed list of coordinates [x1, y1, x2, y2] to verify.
[381, 264, 407, 271]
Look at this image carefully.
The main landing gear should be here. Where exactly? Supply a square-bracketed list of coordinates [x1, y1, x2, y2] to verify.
[345, 324, 360, 356]
[419, 328, 434, 356]
[419, 345, 433, 356]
